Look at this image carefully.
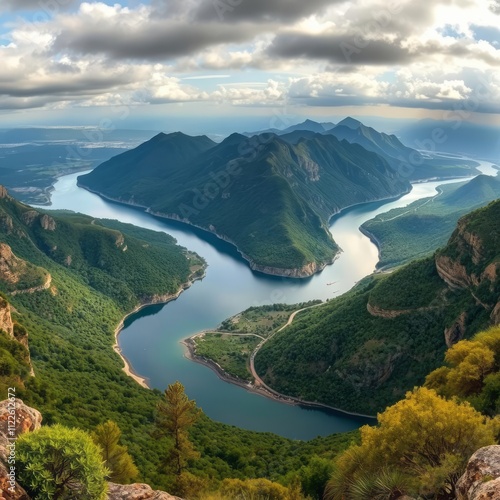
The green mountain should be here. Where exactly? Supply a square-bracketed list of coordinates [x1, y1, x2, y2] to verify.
[328, 117, 414, 161]
[253, 200, 500, 414]
[326, 117, 479, 181]
[362, 175, 500, 268]
[79, 132, 411, 276]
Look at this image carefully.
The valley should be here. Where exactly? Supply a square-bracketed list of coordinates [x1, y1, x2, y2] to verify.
[37, 154, 497, 434]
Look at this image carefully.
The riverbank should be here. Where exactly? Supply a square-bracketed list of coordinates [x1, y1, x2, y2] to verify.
[113, 265, 207, 389]
[78, 180, 339, 278]
[182, 333, 375, 420]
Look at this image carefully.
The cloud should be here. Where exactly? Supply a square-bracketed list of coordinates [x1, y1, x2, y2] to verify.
[0, 0, 77, 13]
[0, 0, 499, 117]
[193, 0, 339, 23]
[267, 32, 414, 65]
[50, 3, 262, 61]
[212, 79, 286, 106]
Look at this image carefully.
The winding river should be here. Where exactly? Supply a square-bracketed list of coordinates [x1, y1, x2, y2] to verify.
[38, 159, 496, 440]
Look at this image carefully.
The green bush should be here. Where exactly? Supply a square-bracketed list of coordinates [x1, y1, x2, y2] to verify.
[17, 424, 109, 500]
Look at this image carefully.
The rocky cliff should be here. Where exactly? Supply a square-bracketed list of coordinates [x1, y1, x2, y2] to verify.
[0, 243, 50, 296]
[0, 294, 33, 377]
[435, 202, 500, 334]
[0, 297, 13, 338]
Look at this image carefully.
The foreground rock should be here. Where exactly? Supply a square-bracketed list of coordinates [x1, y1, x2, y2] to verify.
[457, 445, 500, 499]
[107, 482, 183, 499]
[0, 399, 41, 500]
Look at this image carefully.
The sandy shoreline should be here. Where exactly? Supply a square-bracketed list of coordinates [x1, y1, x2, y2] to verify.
[182, 332, 376, 420]
[113, 269, 206, 389]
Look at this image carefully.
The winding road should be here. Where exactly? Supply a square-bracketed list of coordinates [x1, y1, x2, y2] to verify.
[249, 302, 323, 388]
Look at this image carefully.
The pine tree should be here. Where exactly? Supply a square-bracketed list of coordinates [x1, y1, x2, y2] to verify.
[155, 381, 201, 475]
[92, 420, 138, 484]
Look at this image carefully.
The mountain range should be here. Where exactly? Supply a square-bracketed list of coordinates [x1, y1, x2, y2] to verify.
[78, 124, 417, 276]
[78, 118, 481, 277]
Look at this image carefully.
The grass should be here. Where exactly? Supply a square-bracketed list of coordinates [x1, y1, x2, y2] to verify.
[194, 333, 261, 381]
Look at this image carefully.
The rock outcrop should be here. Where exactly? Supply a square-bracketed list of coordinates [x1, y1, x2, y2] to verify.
[0, 244, 21, 286]
[39, 214, 56, 231]
[20, 211, 38, 227]
[435, 255, 476, 290]
[21, 211, 56, 232]
[0, 399, 42, 500]
[492, 301, 500, 325]
[457, 445, 500, 500]
[107, 483, 183, 499]
[0, 299, 13, 338]
[444, 311, 467, 347]
[0, 399, 42, 440]
[435, 209, 499, 339]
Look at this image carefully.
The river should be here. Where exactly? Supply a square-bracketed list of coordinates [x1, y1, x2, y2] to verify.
[38, 159, 495, 439]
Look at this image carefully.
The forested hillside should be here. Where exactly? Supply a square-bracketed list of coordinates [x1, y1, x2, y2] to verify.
[362, 174, 500, 268]
[0, 186, 352, 496]
[254, 201, 500, 414]
[79, 129, 411, 276]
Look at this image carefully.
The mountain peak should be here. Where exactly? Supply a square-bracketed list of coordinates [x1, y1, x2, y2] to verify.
[282, 120, 325, 134]
[337, 117, 363, 129]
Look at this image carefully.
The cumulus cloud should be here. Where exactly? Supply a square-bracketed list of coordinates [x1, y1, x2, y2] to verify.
[193, 0, 338, 23]
[267, 32, 414, 65]
[0, 0, 499, 115]
[51, 3, 260, 61]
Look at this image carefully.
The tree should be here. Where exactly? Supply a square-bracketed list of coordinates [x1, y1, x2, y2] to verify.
[92, 420, 138, 484]
[426, 326, 500, 400]
[17, 424, 108, 500]
[325, 387, 496, 499]
[298, 455, 334, 499]
[219, 477, 293, 500]
[155, 381, 201, 476]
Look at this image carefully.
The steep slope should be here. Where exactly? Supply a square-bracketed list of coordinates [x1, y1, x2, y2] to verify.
[327, 118, 414, 160]
[79, 132, 216, 199]
[79, 132, 411, 276]
[361, 175, 500, 268]
[0, 185, 203, 309]
[254, 201, 500, 414]
[0, 293, 34, 392]
[326, 117, 479, 180]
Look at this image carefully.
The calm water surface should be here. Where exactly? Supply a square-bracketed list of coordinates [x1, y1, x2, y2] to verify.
[38, 162, 494, 439]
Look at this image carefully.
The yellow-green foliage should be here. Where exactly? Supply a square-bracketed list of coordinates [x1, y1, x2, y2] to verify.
[217, 477, 299, 500]
[426, 326, 500, 414]
[325, 387, 496, 499]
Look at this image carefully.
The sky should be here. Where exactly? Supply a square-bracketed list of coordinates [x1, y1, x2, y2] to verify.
[0, 0, 499, 134]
